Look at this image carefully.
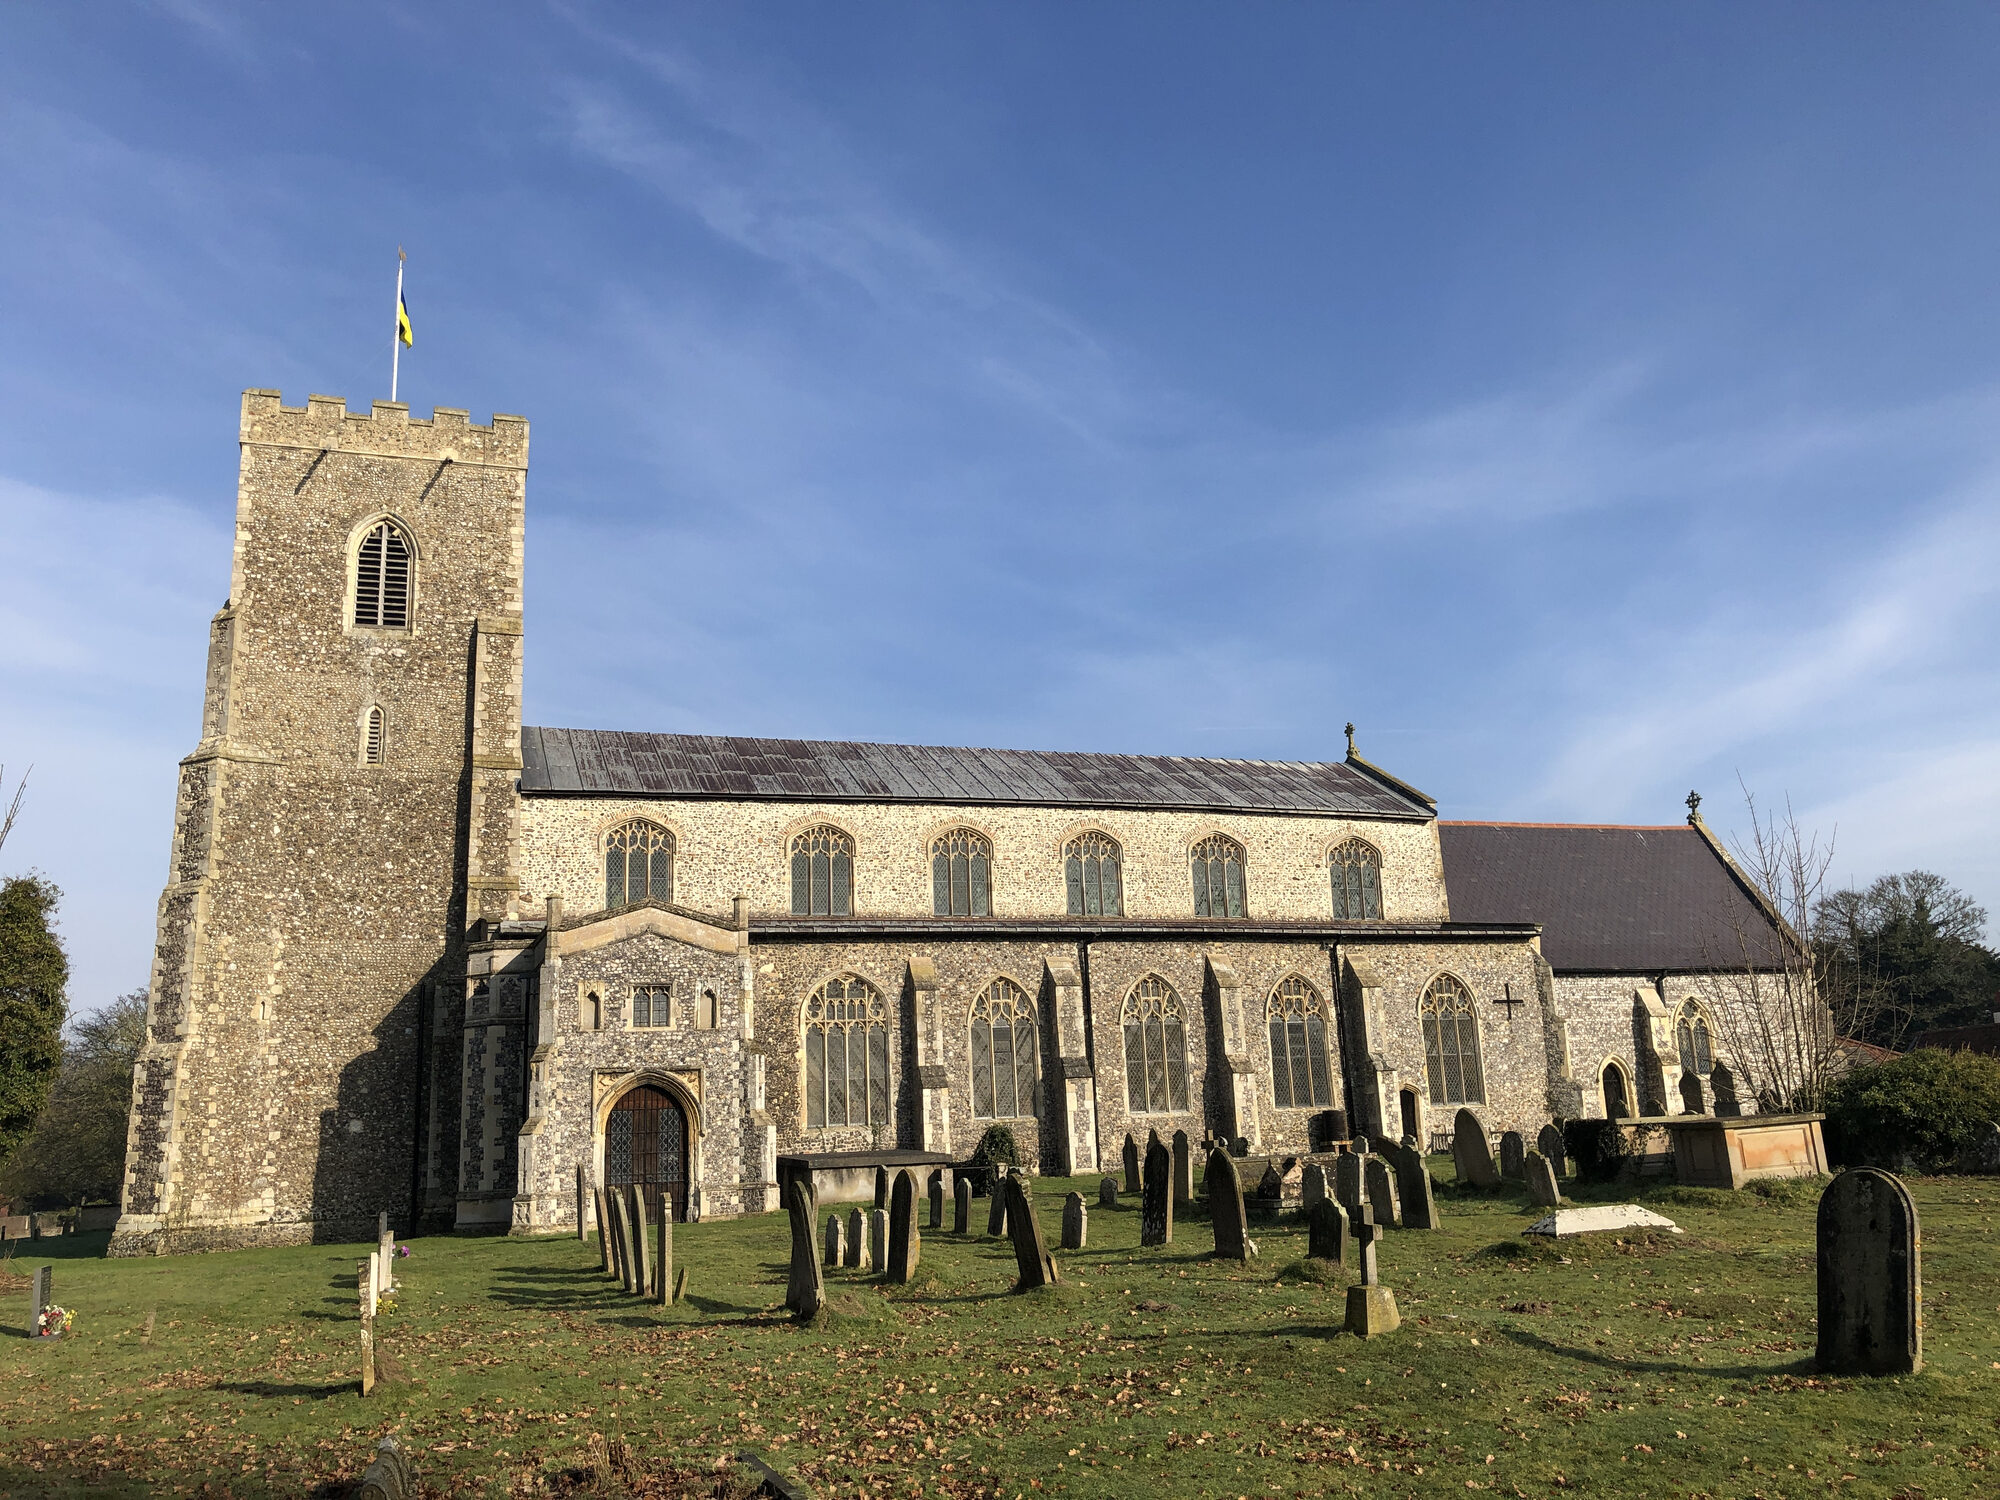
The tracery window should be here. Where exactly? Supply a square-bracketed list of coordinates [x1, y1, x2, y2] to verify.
[1064, 832, 1123, 916]
[1675, 1002, 1714, 1076]
[363, 706, 386, 765]
[791, 826, 854, 917]
[353, 520, 413, 628]
[1328, 839, 1384, 920]
[631, 985, 671, 1029]
[1267, 975, 1334, 1108]
[970, 977, 1039, 1119]
[1121, 975, 1189, 1114]
[931, 829, 992, 916]
[1420, 973, 1485, 1106]
[605, 820, 675, 910]
[803, 975, 889, 1129]
[1190, 834, 1246, 918]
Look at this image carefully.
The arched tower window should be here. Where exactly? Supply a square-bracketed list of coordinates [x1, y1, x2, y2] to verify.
[1121, 975, 1189, 1114]
[931, 829, 992, 916]
[363, 706, 386, 765]
[353, 520, 413, 628]
[802, 975, 888, 1129]
[1064, 832, 1123, 916]
[1328, 839, 1383, 919]
[1420, 973, 1485, 1106]
[791, 826, 854, 917]
[605, 820, 675, 910]
[1267, 975, 1334, 1108]
[1190, 834, 1246, 918]
[970, 977, 1039, 1119]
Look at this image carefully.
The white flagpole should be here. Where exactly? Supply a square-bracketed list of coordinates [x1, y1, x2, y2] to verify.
[391, 246, 406, 402]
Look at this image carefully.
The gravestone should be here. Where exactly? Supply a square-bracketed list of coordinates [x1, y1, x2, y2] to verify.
[1352, 1135, 1370, 1156]
[1307, 1198, 1348, 1266]
[785, 1180, 824, 1322]
[1232, 1137, 1250, 1157]
[1524, 1150, 1563, 1209]
[928, 1171, 945, 1230]
[873, 1165, 890, 1211]
[1334, 1152, 1366, 1218]
[378, 1211, 395, 1294]
[1098, 1176, 1119, 1209]
[1817, 1168, 1922, 1375]
[1061, 1191, 1088, 1250]
[986, 1170, 1011, 1236]
[1004, 1174, 1059, 1291]
[594, 1187, 612, 1274]
[358, 1262, 375, 1394]
[1172, 1130, 1193, 1209]
[846, 1207, 869, 1270]
[1206, 1146, 1251, 1262]
[612, 1192, 637, 1293]
[654, 1187, 675, 1305]
[868, 1208, 889, 1275]
[1301, 1163, 1329, 1213]
[1123, 1134, 1141, 1195]
[674, 1266, 689, 1302]
[358, 1437, 415, 1500]
[1363, 1155, 1400, 1228]
[576, 1164, 589, 1242]
[1452, 1109, 1500, 1186]
[1384, 1142, 1440, 1230]
[953, 1176, 972, 1234]
[1140, 1135, 1175, 1246]
[1256, 1164, 1284, 1202]
[1499, 1131, 1527, 1181]
[824, 1214, 845, 1268]
[28, 1266, 53, 1339]
[628, 1186, 652, 1298]
[1343, 1205, 1400, 1337]
[887, 1170, 921, 1284]
[1537, 1124, 1568, 1179]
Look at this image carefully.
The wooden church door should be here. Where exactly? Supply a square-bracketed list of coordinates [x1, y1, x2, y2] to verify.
[605, 1085, 690, 1222]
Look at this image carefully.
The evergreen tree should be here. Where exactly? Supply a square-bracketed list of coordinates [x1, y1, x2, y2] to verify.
[1817, 871, 2000, 1049]
[0, 987, 147, 1207]
[0, 874, 70, 1163]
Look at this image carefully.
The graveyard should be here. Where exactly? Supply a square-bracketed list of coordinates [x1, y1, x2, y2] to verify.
[4, 1158, 2000, 1499]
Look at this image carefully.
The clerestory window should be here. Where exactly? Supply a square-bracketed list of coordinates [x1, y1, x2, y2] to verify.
[353, 520, 413, 629]
[605, 820, 675, 910]
[1064, 832, 1123, 916]
[1190, 834, 1246, 918]
[1328, 839, 1384, 920]
[931, 828, 992, 916]
[791, 826, 854, 916]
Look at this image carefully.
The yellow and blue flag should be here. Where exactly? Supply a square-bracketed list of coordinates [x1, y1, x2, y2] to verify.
[397, 290, 414, 348]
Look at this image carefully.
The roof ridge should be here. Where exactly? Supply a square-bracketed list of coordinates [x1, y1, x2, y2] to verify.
[1439, 820, 1691, 831]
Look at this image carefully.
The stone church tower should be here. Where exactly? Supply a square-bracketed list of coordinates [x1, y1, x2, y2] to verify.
[111, 391, 528, 1252]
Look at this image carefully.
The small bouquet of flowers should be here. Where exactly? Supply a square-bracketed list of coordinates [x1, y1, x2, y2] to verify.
[394, 1243, 410, 1259]
[35, 1304, 73, 1339]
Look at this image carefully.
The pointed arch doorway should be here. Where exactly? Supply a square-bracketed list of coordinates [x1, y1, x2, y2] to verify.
[605, 1084, 690, 1223]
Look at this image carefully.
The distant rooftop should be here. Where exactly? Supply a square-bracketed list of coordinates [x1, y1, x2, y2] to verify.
[520, 726, 1434, 819]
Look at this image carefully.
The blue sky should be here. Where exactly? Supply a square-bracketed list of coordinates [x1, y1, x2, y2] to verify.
[6, 3, 2000, 1013]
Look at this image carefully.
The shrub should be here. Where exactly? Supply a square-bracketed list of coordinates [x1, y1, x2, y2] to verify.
[1825, 1048, 2000, 1172]
[970, 1124, 1020, 1172]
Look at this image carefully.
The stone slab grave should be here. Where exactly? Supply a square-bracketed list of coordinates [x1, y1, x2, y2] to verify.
[1301, 1163, 1329, 1214]
[1817, 1167, 1921, 1375]
[784, 1180, 824, 1322]
[1343, 1206, 1399, 1337]
[628, 1188, 653, 1300]
[1098, 1177, 1119, 1209]
[1003, 1175, 1059, 1291]
[1140, 1134, 1174, 1247]
[1334, 1152, 1366, 1219]
[576, 1164, 590, 1243]
[653, 1187, 675, 1306]
[823, 1214, 844, 1268]
[614, 1192, 639, 1295]
[953, 1176, 972, 1234]
[1499, 1131, 1527, 1181]
[1206, 1146, 1252, 1262]
[1171, 1130, 1193, 1209]
[1524, 1150, 1563, 1208]
[1537, 1124, 1568, 1179]
[1363, 1156, 1400, 1228]
[1523, 1204, 1682, 1237]
[1061, 1191, 1088, 1250]
[28, 1265, 55, 1340]
[594, 1188, 612, 1274]
[886, 1170, 921, 1285]
[868, 1208, 889, 1276]
[1382, 1141, 1440, 1230]
[986, 1173, 1010, 1237]
[1308, 1198, 1347, 1267]
[1453, 1109, 1500, 1186]
[1122, 1134, 1141, 1195]
[845, 1207, 869, 1271]
[873, 1166, 890, 1211]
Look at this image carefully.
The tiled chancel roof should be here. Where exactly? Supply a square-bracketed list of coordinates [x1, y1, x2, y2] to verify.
[1438, 821, 1790, 973]
[520, 727, 1434, 819]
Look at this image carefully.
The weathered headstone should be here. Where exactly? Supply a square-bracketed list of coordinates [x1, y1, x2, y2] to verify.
[1343, 1205, 1400, 1337]
[887, 1170, 921, 1284]
[1171, 1130, 1193, 1209]
[654, 1186, 674, 1305]
[1061, 1191, 1088, 1250]
[1141, 1135, 1174, 1246]
[358, 1262, 376, 1394]
[1206, 1147, 1250, 1262]
[1452, 1109, 1499, 1186]
[594, 1187, 612, 1273]
[1098, 1176, 1119, 1208]
[1307, 1197, 1348, 1266]
[358, 1436, 415, 1500]
[1231, 1136, 1250, 1157]
[1123, 1134, 1141, 1194]
[785, 1180, 824, 1322]
[1352, 1134, 1370, 1156]
[1256, 1164, 1284, 1202]
[1363, 1155, 1400, 1228]
[674, 1266, 689, 1302]
[928, 1170, 945, 1230]
[28, 1265, 53, 1339]
[1537, 1124, 1568, 1179]
[824, 1214, 845, 1268]
[1004, 1174, 1059, 1291]
[628, 1185, 652, 1298]
[873, 1165, 890, 1211]
[953, 1175, 971, 1234]
[1334, 1152, 1366, 1218]
[1301, 1163, 1330, 1214]
[576, 1163, 590, 1242]
[1817, 1168, 1921, 1375]
[1499, 1131, 1526, 1181]
[378, 1210, 396, 1294]
[846, 1206, 869, 1270]
[1384, 1142, 1439, 1230]
[615, 1191, 639, 1295]
[1524, 1149, 1563, 1209]
[868, 1208, 889, 1275]
[986, 1174, 1010, 1236]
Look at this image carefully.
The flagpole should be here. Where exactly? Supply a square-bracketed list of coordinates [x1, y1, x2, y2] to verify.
[391, 247, 406, 402]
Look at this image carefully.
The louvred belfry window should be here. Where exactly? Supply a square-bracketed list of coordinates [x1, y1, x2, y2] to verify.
[803, 975, 889, 1129]
[1420, 973, 1485, 1106]
[931, 829, 992, 916]
[1267, 974, 1334, 1108]
[1190, 834, 1246, 918]
[791, 826, 854, 916]
[1328, 839, 1384, 920]
[969, 977, 1038, 1119]
[1064, 832, 1123, 916]
[1121, 975, 1189, 1114]
[353, 521, 413, 628]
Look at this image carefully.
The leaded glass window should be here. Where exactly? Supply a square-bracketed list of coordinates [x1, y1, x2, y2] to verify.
[1267, 975, 1334, 1108]
[931, 829, 993, 916]
[791, 826, 854, 916]
[1064, 832, 1123, 916]
[1420, 974, 1485, 1106]
[631, 985, 671, 1029]
[1190, 834, 1246, 918]
[1328, 839, 1384, 920]
[970, 977, 1039, 1119]
[802, 975, 889, 1129]
[605, 820, 675, 910]
[1121, 976, 1189, 1114]
[353, 520, 413, 628]
[1675, 1002, 1714, 1076]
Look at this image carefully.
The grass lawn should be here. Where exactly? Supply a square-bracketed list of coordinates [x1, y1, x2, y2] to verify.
[3, 1167, 1999, 1499]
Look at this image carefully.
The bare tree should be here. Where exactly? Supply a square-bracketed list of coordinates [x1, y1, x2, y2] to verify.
[0, 765, 25, 856]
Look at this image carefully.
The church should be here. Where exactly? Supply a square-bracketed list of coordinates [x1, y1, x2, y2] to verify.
[109, 391, 1792, 1253]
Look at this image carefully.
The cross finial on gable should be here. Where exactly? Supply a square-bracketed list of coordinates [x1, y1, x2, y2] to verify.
[1686, 789, 1702, 821]
[1345, 722, 1357, 758]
